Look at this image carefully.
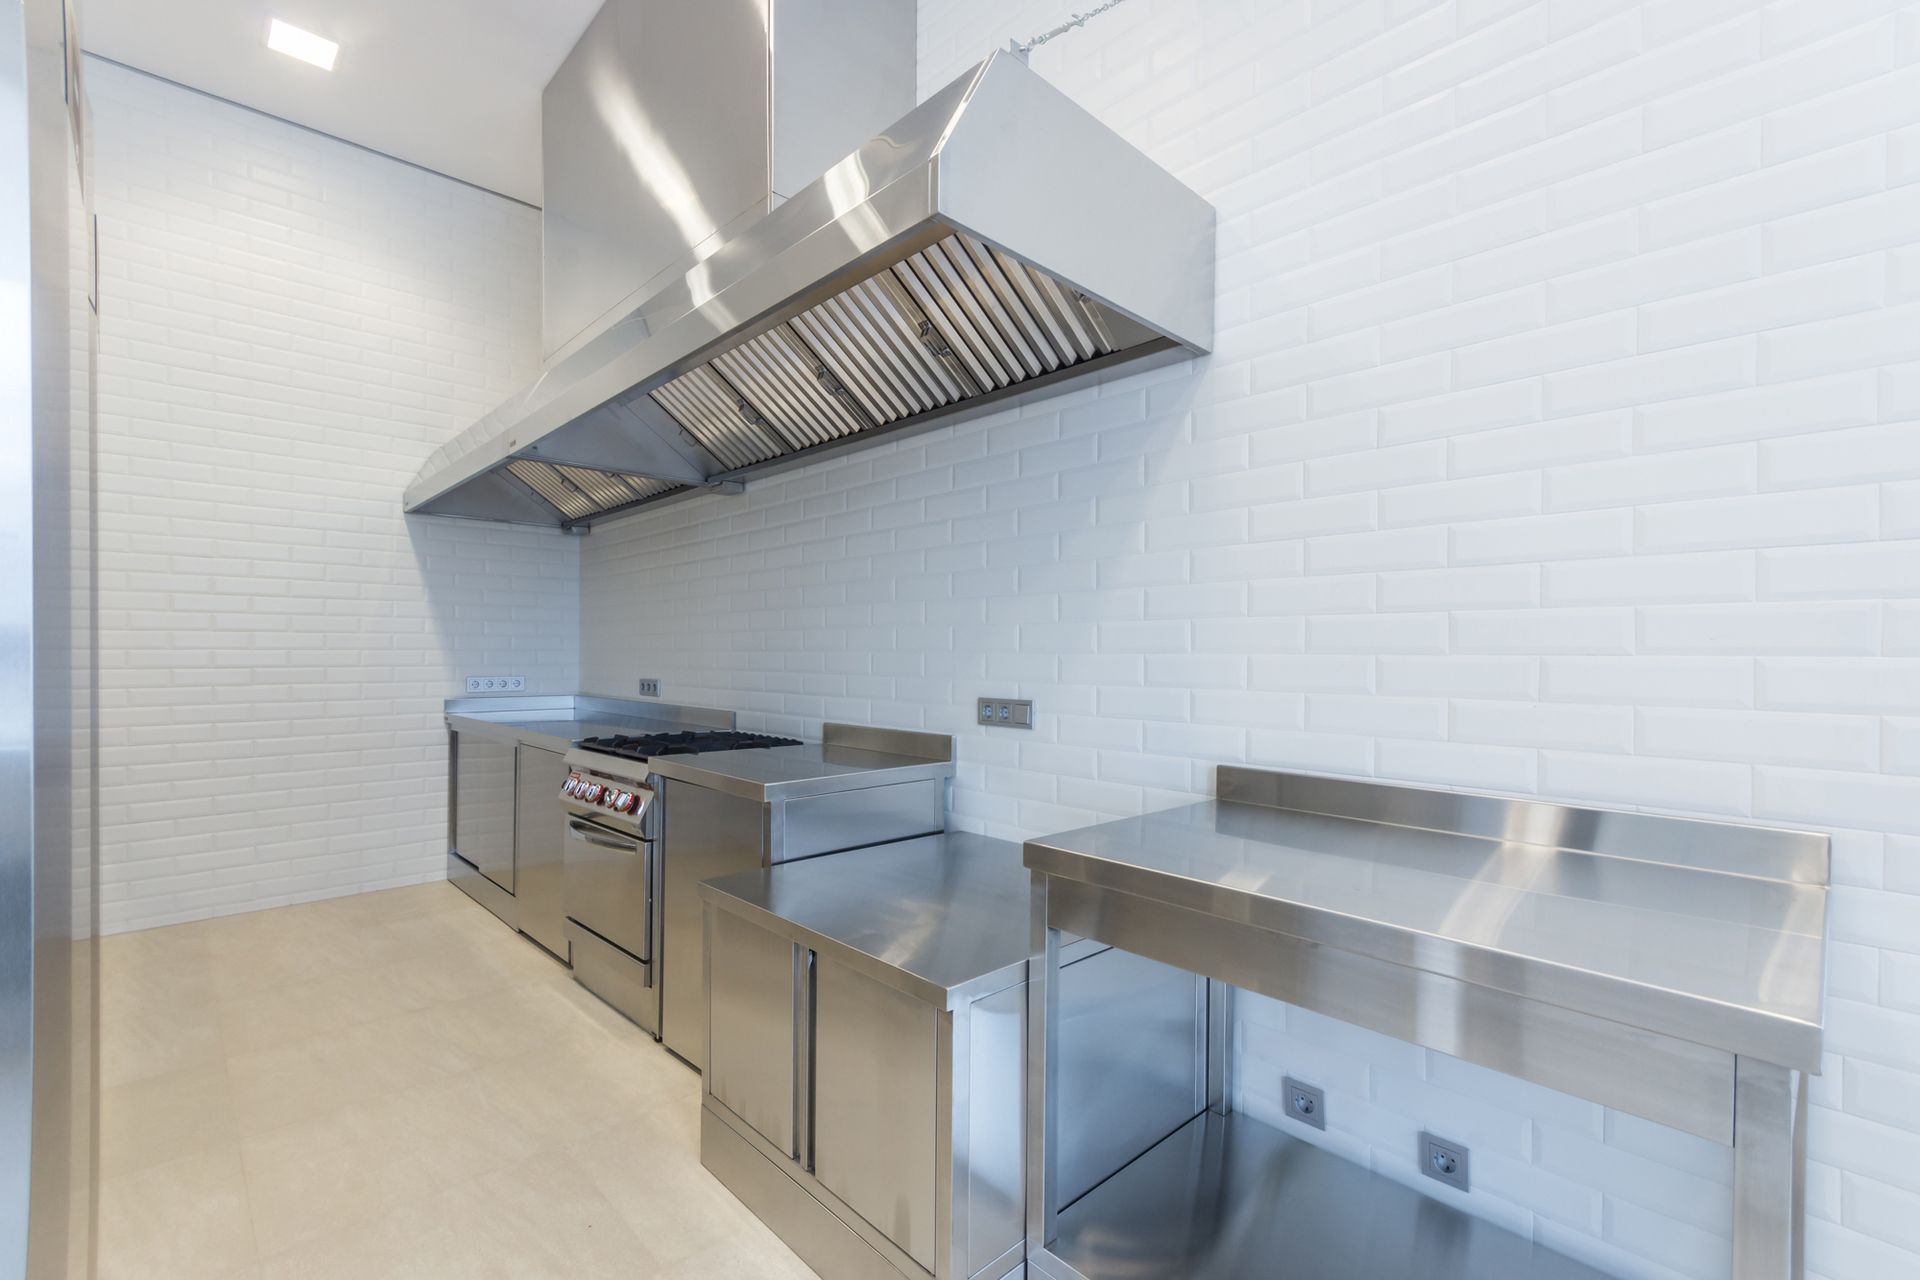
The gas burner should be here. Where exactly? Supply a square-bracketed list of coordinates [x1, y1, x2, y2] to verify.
[575, 730, 803, 763]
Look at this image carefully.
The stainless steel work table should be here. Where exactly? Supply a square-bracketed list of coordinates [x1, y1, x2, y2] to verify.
[1023, 766, 1829, 1280]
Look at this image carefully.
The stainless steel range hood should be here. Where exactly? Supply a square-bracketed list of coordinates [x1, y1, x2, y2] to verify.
[405, 51, 1216, 530]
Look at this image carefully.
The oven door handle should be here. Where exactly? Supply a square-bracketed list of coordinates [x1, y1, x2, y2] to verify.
[567, 818, 642, 854]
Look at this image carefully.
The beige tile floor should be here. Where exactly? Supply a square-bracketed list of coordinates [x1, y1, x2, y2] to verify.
[96, 881, 821, 1280]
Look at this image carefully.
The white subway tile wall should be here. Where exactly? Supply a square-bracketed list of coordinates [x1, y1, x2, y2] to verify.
[577, 2, 1920, 1276]
[90, 62, 580, 934]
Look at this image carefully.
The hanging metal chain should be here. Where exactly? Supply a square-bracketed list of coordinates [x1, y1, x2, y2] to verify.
[1013, 0, 1133, 57]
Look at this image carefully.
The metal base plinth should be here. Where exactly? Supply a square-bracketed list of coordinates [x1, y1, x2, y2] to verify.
[1035, 1111, 1614, 1280]
[701, 1103, 905, 1280]
[447, 852, 516, 929]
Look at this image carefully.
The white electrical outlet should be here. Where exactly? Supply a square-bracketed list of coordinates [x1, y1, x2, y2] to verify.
[637, 678, 662, 697]
[465, 675, 526, 693]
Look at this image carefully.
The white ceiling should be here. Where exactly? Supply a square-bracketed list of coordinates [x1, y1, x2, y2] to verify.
[83, 0, 606, 204]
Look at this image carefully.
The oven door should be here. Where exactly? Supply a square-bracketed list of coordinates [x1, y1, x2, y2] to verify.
[563, 816, 653, 964]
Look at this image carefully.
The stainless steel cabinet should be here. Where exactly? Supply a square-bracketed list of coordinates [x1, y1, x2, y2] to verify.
[814, 957, 940, 1271]
[700, 837, 1204, 1280]
[514, 745, 569, 958]
[661, 777, 768, 1068]
[706, 910, 799, 1156]
[453, 733, 516, 893]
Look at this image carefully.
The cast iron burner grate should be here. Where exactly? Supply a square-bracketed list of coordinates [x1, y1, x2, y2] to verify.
[575, 730, 802, 762]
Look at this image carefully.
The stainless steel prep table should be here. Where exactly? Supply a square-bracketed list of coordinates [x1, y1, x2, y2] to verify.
[1023, 766, 1829, 1280]
[700, 832, 1209, 1280]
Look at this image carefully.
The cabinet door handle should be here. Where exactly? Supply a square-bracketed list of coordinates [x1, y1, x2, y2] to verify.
[801, 949, 818, 1172]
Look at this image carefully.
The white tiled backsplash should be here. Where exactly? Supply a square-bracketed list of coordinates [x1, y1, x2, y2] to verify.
[577, 2, 1920, 1277]
[90, 61, 580, 933]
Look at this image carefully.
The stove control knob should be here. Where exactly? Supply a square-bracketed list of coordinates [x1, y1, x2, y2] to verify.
[586, 784, 601, 802]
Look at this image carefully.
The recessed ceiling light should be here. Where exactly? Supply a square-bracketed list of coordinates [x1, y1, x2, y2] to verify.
[266, 18, 338, 71]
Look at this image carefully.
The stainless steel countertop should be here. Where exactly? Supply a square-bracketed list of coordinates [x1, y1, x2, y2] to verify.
[651, 742, 956, 802]
[445, 713, 671, 752]
[443, 693, 734, 753]
[699, 831, 1028, 1008]
[1025, 795, 1829, 1071]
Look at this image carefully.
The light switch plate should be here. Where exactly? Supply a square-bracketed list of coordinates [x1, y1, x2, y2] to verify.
[637, 678, 662, 697]
[975, 697, 1034, 729]
[465, 675, 524, 693]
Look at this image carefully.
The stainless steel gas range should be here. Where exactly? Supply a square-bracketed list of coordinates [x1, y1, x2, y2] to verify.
[560, 723, 955, 1066]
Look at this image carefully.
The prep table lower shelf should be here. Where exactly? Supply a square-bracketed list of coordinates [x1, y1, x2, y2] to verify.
[1038, 1110, 1610, 1280]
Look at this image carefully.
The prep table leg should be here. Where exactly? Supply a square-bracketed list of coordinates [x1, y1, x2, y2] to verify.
[1026, 874, 1059, 1258]
[1732, 1058, 1804, 1280]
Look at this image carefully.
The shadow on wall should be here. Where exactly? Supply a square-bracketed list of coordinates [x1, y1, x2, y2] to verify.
[404, 511, 583, 700]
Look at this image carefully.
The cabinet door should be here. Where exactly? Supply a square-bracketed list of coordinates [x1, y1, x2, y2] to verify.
[453, 734, 516, 893]
[705, 909, 799, 1156]
[513, 745, 569, 957]
[812, 957, 937, 1271]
